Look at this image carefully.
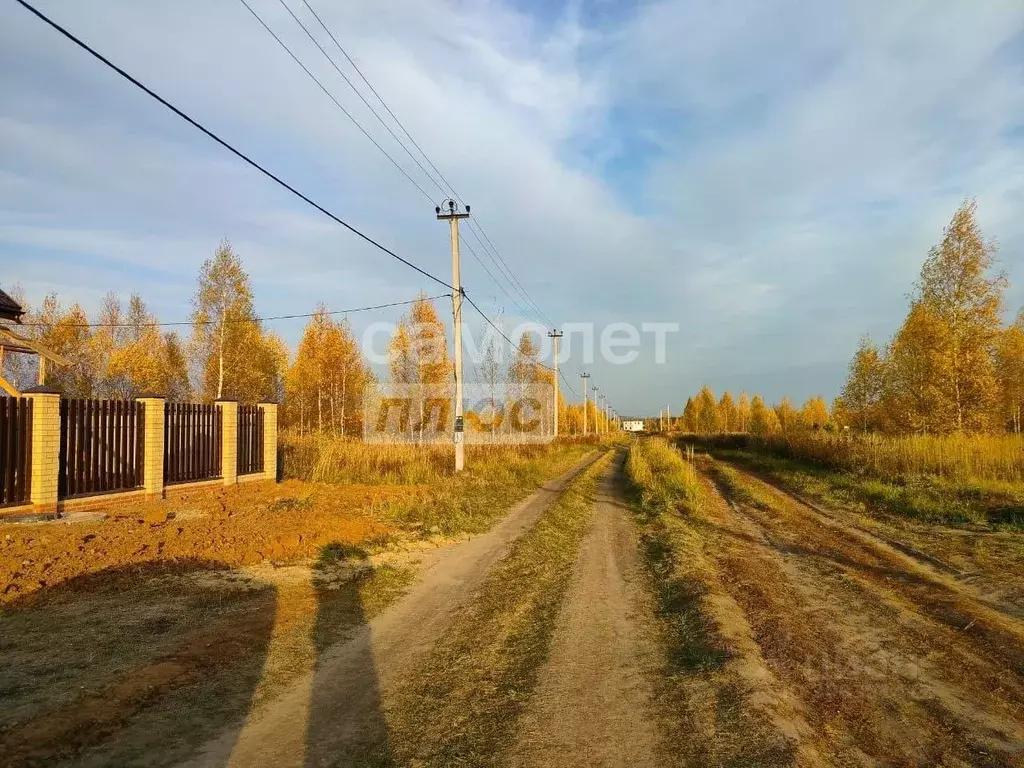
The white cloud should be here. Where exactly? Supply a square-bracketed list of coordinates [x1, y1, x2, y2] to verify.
[2, 0, 1023, 410]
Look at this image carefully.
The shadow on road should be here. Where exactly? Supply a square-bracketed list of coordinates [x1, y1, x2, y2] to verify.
[0, 555, 394, 768]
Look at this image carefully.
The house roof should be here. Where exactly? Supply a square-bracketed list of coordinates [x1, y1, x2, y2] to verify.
[0, 288, 24, 323]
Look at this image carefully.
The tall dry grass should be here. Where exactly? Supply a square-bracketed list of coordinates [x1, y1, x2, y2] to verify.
[627, 437, 701, 513]
[280, 431, 616, 485]
[753, 431, 1024, 485]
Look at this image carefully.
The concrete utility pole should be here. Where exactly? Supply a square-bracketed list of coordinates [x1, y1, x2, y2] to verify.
[580, 372, 590, 435]
[547, 329, 563, 438]
[593, 385, 600, 434]
[436, 199, 470, 472]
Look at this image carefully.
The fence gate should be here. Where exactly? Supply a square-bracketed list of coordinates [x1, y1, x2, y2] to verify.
[0, 396, 32, 507]
[237, 405, 265, 476]
[59, 399, 145, 499]
[164, 402, 222, 484]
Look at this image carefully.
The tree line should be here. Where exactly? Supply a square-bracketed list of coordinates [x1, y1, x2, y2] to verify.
[836, 200, 1024, 435]
[678, 201, 1024, 438]
[3, 239, 605, 437]
[678, 387, 830, 436]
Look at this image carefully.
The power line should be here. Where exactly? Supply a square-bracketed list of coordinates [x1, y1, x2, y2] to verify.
[463, 292, 556, 373]
[237, 0, 436, 203]
[11, 0, 453, 292]
[273, 0, 447, 200]
[242, 0, 545, 328]
[295, 0, 557, 329]
[18, 294, 448, 329]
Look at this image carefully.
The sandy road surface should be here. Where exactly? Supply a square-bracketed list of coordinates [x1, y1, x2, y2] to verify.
[509, 456, 661, 768]
[179, 450, 603, 768]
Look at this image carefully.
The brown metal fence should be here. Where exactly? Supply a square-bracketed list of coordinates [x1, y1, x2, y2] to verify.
[237, 405, 264, 476]
[59, 399, 145, 499]
[164, 402, 221, 484]
[0, 397, 32, 507]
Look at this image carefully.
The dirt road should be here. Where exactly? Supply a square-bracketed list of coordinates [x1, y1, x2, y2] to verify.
[180, 450, 605, 768]
[509, 459, 661, 768]
[698, 457, 1024, 766]
[7, 442, 1023, 767]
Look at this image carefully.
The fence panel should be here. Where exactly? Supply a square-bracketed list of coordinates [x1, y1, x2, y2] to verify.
[59, 399, 145, 499]
[0, 397, 32, 507]
[237, 405, 264, 476]
[164, 402, 222, 485]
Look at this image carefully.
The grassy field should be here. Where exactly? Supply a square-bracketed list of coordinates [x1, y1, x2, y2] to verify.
[683, 433, 1024, 527]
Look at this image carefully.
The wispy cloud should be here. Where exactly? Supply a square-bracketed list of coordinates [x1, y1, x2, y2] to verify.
[2, 0, 1022, 410]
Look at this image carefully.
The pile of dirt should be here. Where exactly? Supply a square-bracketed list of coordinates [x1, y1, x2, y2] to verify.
[0, 480, 416, 606]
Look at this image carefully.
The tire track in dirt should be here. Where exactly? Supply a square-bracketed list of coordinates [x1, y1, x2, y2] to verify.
[701, 458, 1024, 767]
[177, 450, 605, 768]
[729, 461, 1024, 621]
[508, 454, 661, 768]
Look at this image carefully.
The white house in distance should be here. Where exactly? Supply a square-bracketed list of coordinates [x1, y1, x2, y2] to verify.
[621, 419, 645, 432]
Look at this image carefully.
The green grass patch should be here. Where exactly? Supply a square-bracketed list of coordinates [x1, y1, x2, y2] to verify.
[715, 448, 1024, 529]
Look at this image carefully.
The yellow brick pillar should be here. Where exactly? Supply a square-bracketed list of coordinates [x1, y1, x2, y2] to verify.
[259, 402, 278, 482]
[136, 395, 166, 499]
[217, 400, 238, 486]
[24, 387, 61, 513]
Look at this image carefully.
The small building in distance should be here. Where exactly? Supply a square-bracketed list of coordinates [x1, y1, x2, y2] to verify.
[621, 419, 645, 432]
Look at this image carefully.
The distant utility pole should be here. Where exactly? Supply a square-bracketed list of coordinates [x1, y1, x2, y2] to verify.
[580, 372, 591, 435]
[436, 199, 470, 472]
[547, 329, 563, 438]
[593, 385, 600, 434]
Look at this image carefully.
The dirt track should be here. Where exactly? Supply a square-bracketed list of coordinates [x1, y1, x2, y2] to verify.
[179, 451, 604, 768]
[700, 457, 1024, 766]
[509, 458, 661, 768]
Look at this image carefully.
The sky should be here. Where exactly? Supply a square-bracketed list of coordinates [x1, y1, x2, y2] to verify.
[2, 0, 1023, 415]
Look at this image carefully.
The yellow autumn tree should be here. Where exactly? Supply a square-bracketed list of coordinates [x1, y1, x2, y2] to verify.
[717, 391, 738, 432]
[800, 396, 830, 430]
[774, 397, 798, 433]
[839, 336, 885, 431]
[695, 385, 718, 434]
[736, 392, 752, 432]
[189, 240, 281, 403]
[995, 311, 1024, 434]
[899, 200, 1004, 433]
[287, 306, 371, 435]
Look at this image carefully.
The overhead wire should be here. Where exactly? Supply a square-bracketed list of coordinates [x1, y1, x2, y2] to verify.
[18, 295, 449, 329]
[10, 0, 454, 292]
[294, 0, 557, 329]
[241, 0, 547, 333]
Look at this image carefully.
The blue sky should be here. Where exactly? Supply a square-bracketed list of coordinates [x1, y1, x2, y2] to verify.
[2, 0, 1023, 415]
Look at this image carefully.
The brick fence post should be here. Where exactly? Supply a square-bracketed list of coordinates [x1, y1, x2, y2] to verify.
[136, 395, 165, 499]
[23, 386, 61, 513]
[259, 402, 278, 482]
[217, 399, 238, 486]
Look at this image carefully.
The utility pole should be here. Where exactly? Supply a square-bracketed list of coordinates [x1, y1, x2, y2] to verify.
[580, 372, 590, 435]
[436, 199, 470, 472]
[547, 329, 563, 438]
[593, 385, 600, 434]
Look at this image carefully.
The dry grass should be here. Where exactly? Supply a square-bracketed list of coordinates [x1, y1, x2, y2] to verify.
[626, 437, 701, 515]
[625, 440, 798, 766]
[281, 431, 608, 485]
[755, 431, 1024, 484]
